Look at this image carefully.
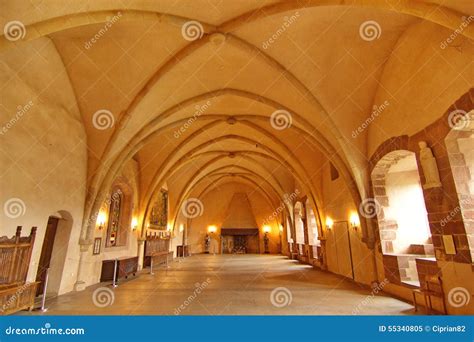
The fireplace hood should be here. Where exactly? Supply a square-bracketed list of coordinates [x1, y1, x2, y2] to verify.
[220, 228, 259, 236]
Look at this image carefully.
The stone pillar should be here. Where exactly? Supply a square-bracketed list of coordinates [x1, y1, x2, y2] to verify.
[137, 238, 146, 270]
[74, 240, 92, 291]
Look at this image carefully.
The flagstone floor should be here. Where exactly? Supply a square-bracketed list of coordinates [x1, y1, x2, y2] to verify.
[22, 254, 415, 315]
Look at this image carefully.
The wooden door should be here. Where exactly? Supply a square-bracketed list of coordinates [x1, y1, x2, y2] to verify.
[333, 222, 354, 279]
[36, 217, 59, 296]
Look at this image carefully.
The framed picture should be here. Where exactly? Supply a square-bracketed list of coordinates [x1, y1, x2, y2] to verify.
[93, 237, 102, 255]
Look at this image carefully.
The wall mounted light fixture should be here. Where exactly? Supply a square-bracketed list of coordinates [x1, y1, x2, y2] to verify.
[97, 211, 106, 230]
[325, 217, 334, 230]
[131, 217, 138, 231]
[263, 225, 271, 233]
[349, 212, 360, 230]
[208, 225, 217, 234]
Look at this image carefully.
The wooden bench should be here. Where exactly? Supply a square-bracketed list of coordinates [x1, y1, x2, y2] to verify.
[100, 256, 138, 283]
[144, 234, 173, 273]
[177, 245, 190, 257]
[412, 275, 446, 314]
[0, 226, 39, 315]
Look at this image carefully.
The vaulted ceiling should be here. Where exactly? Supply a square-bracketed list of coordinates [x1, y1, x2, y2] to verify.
[1, 0, 472, 235]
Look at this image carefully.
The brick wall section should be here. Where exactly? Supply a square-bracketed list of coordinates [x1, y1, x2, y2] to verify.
[415, 258, 442, 292]
[382, 255, 401, 284]
[370, 88, 474, 267]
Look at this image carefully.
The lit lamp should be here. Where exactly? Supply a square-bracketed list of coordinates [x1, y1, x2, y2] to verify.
[97, 211, 106, 230]
[131, 217, 138, 231]
[350, 212, 360, 230]
[179, 224, 184, 233]
[279, 224, 284, 233]
[325, 217, 334, 231]
[263, 225, 271, 234]
[208, 225, 217, 234]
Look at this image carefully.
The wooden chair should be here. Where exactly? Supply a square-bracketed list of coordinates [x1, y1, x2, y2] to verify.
[0, 226, 40, 315]
[412, 275, 447, 314]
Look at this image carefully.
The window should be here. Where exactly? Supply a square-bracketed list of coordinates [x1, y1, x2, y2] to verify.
[372, 151, 432, 255]
[294, 201, 305, 244]
[330, 163, 339, 181]
[306, 199, 319, 247]
[106, 188, 123, 247]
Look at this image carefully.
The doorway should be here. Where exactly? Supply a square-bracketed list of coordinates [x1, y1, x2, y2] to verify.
[36, 216, 59, 296]
[332, 221, 355, 279]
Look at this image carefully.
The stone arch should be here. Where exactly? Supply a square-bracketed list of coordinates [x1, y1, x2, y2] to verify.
[371, 150, 432, 255]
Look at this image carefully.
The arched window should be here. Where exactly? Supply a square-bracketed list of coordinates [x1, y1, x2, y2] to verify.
[106, 188, 123, 247]
[371, 150, 433, 284]
[294, 201, 305, 244]
[306, 199, 319, 246]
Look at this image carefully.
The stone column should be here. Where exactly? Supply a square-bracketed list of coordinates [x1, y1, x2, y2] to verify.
[74, 240, 92, 291]
[137, 238, 146, 270]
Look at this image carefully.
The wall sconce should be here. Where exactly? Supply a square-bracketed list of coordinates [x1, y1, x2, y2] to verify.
[325, 217, 334, 230]
[97, 211, 106, 230]
[208, 225, 217, 234]
[350, 212, 360, 230]
[279, 224, 283, 232]
[179, 224, 184, 233]
[131, 217, 138, 231]
[263, 225, 271, 234]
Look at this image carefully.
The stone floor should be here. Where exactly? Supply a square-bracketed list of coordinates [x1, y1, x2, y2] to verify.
[24, 254, 415, 315]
